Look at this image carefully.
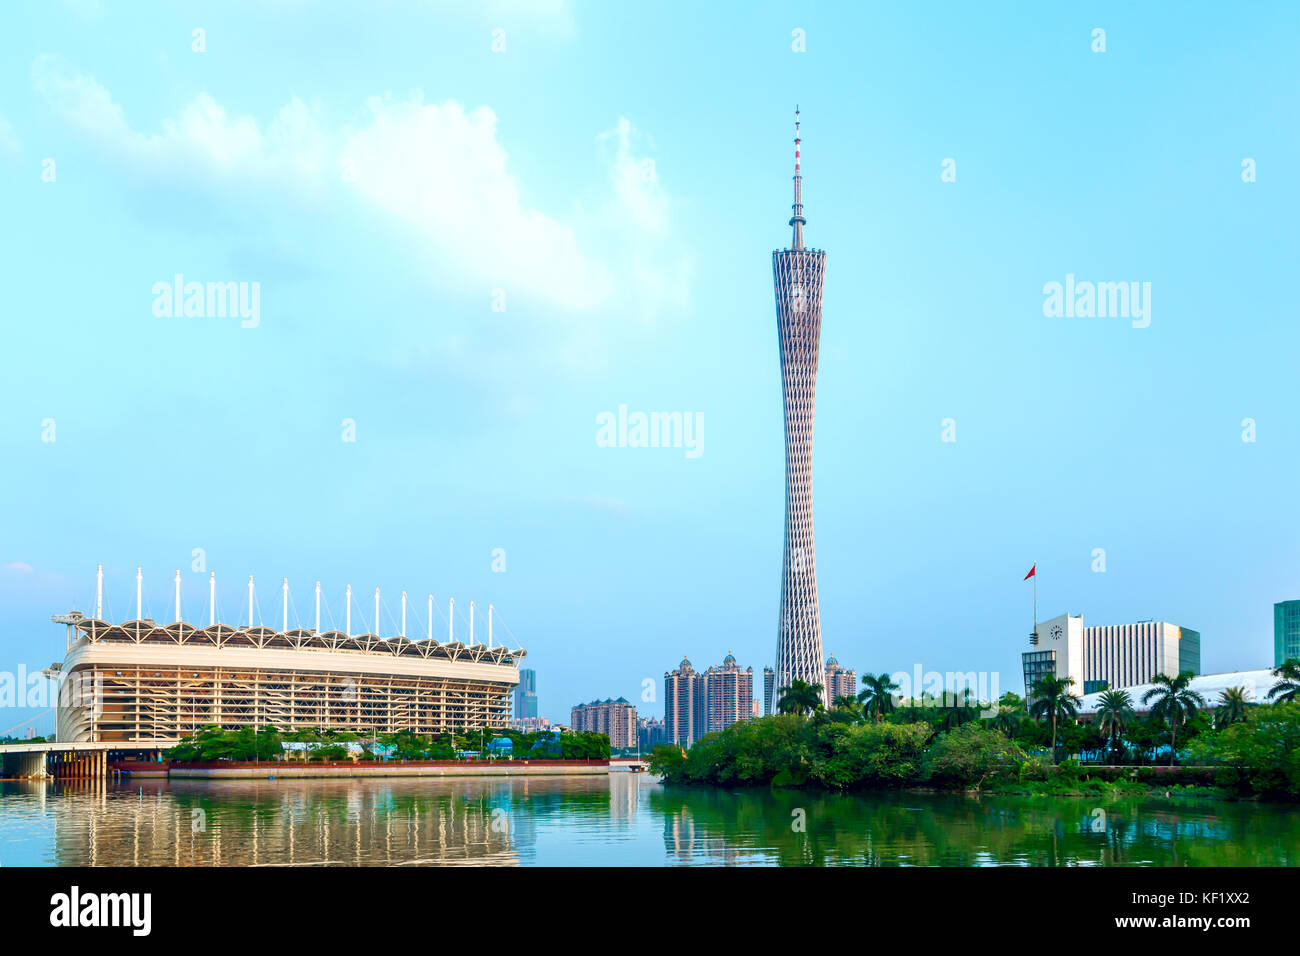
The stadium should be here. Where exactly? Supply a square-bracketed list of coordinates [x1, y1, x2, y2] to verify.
[45, 568, 526, 745]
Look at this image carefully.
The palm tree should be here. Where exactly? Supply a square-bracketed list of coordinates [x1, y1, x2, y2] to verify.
[857, 672, 900, 723]
[776, 679, 824, 717]
[992, 706, 1018, 737]
[1142, 672, 1206, 766]
[1267, 658, 1300, 704]
[829, 695, 863, 723]
[939, 687, 978, 731]
[1094, 689, 1135, 764]
[992, 692, 1024, 737]
[1028, 675, 1079, 762]
[1215, 686, 1251, 728]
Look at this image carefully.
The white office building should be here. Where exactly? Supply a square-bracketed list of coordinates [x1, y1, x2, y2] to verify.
[1023, 613, 1202, 697]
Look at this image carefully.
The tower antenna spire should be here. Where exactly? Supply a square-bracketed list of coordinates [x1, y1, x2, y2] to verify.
[790, 105, 805, 249]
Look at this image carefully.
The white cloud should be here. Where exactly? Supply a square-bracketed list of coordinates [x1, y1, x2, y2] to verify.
[346, 93, 610, 309]
[3, 562, 35, 574]
[31, 56, 686, 316]
[600, 116, 667, 236]
[594, 117, 692, 315]
[33, 57, 330, 184]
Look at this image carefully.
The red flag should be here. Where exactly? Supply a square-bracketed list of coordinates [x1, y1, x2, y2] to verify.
[1023, 565, 1036, 580]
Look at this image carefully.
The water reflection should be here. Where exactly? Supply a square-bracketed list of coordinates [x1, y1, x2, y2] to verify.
[0, 775, 1294, 867]
[1, 775, 630, 867]
[651, 788, 1300, 866]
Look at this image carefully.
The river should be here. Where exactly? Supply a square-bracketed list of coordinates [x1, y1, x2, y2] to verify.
[1, 774, 1294, 866]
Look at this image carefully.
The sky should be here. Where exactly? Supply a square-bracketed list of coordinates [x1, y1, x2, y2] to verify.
[2, 1, 1299, 732]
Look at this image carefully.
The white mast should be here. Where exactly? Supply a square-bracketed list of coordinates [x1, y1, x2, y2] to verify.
[448, 598, 454, 642]
[470, 600, 475, 644]
[136, 566, 143, 620]
[314, 580, 321, 634]
[173, 569, 182, 623]
[282, 577, 289, 632]
[345, 584, 352, 637]
[488, 603, 493, 649]
[95, 564, 103, 619]
[401, 590, 407, 637]
[427, 594, 433, 640]
[247, 574, 255, 628]
[374, 587, 380, 636]
[209, 571, 216, 626]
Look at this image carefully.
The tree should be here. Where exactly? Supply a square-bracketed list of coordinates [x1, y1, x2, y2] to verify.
[1267, 658, 1300, 704]
[857, 672, 900, 723]
[1192, 702, 1300, 797]
[923, 724, 1029, 789]
[829, 695, 863, 723]
[991, 708, 1019, 738]
[1142, 672, 1206, 766]
[379, 729, 431, 760]
[1094, 689, 1135, 764]
[776, 680, 824, 717]
[1215, 686, 1251, 728]
[990, 692, 1025, 738]
[1028, 675, 1078, 763]
[998, 691, 1025, 711]
[938, 688, 979, 732]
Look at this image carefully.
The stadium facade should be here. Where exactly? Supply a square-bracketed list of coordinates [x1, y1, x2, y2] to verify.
[47, 569, 525, 744]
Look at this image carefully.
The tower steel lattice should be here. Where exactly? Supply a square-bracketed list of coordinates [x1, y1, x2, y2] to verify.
[773, 106, 828, 704]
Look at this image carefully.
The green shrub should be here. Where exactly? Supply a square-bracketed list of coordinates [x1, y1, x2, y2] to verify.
[923, 724, 1028, 788]
[1056, 758, 1082, 785]
[1195, 703, 1300, 798]
[651, 714, 930, 790]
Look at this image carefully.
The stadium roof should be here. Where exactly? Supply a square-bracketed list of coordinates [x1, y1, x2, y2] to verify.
[65, 616, 524, 666]
[1075, 669, 1283, 714]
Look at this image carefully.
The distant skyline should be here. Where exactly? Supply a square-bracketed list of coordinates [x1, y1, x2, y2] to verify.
[3, 2, 1300, 732]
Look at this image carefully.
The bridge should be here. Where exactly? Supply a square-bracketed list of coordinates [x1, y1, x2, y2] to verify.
[0, 741, 168, 780]
[608, 757, 649, 772]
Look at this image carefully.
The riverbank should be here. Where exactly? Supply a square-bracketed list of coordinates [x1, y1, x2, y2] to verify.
[657, 775, 1235, 801]
[649, 714, 1300, 801]
[960, 780, 1229, 799]
[130, 759, 610, 780]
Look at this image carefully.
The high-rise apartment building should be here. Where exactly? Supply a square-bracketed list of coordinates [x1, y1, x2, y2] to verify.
[569, 697, 637, 750]
[823, 655, 857, 706]
[664, 656, 706, 746]
[1275, 600, 1300, 666]
[637, 717, 667, 752]
[763, 666, 775, 716]
[703, 653, 754, 734]
[665, 654, 756, 746]
[513, 668, 538, 720]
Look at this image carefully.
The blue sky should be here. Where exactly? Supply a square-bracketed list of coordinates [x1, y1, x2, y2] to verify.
[2, 1, 1298, 731]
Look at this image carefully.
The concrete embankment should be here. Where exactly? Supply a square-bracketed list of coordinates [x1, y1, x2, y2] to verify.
[161, 760, 610, 780]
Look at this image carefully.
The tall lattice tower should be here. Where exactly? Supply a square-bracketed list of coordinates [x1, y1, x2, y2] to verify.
[773, 106, 827, 703]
